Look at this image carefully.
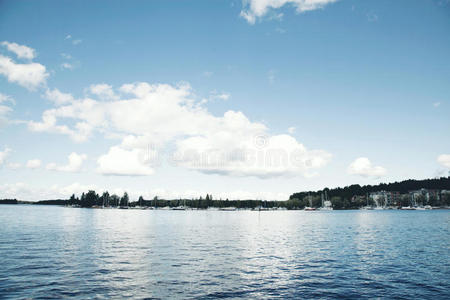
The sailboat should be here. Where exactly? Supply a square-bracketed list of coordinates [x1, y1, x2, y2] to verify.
[304, 193, 316, 211]
[318, 190, 333, 211]
[172, 198, 188, 210]
[361, 193, 374, 210]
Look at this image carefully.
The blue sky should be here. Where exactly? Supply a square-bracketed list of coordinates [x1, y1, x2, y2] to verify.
[0, 0, 449, 200]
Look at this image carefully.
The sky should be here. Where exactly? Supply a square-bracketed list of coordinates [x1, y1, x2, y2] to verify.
[0, 0, 449, 201]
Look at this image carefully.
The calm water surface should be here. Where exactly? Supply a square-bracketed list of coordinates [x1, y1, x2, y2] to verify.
[0, 205, 449, 299]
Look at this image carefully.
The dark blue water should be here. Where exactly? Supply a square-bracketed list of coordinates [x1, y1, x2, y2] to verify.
[0, 205, 449, 299]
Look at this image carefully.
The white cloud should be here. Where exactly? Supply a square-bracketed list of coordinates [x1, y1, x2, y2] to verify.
[87, 83, 118, 100]
[26, 159, 41, 169]
[0, 104, 12, 121]
[29, 81, 331, 177]
[212, 92, 230, 101]
[0, 54, 48, 90]
[0, 93, 14, 125]
[201, 91, 231, 104]
[72, 39, 82, 45]
[0, 93, 15, 104]
[240, 0, 337, 24]
[61, 62, 73, 70]
[347, 157, 387, 177]
[437, 154, 450, 168]
[433, 102, 441, 107]
[46, 152, 87, 172]
[1, 41, 36, 60]
[97, 146, 155, 176]
[65, 35, 72, 40]
[44, 88, 74, 105]
[288, 126, 296, 134]
[174, 131, 332, 178]
[0, 147, 11, 166]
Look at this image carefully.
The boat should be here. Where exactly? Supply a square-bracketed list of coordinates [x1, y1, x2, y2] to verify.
[361, 206, 374, 210]
[401, 206, 415, 210]
[424, 205, 432, 210]
[172, 206, 187, 210]
[304, 193, 317, 211]
[318, 191, 333, 211]
[304, 207, 316, 211]
[220, 207, 237, 211]
[172, 198, 188, 210]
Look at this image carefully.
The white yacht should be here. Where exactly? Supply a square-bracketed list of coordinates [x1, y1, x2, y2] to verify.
[318, 191, 333, 211]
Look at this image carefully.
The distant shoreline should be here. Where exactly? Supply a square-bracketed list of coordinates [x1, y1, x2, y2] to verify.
[1, 201, 450, 211]
[2, 176, 449, 210]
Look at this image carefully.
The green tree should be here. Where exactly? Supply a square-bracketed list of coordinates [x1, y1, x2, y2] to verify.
[120, 192, 129, 207]
[110, 194, 120, 207]
[101, 191, 110, 207]
[81, 190, 98, 207]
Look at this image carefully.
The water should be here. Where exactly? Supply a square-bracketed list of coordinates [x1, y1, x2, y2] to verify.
[0, 205, 449, 299]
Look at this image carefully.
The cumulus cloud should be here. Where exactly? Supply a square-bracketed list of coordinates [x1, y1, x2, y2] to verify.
[347, 157, 387, 177]
[46, 152, 87, 172]
[44, 88, 74, 105]
[1, 41, 36, 60]
[29, 82, 332, 177]
[288, 126, 296, 134]
[0, 54, 48, 90]
[240, 0, 337, 24]
[97, 146, 155, 176]
[26, 159, 41, 169]
[437, 154, 450, 168]
[174, 131, 331, 178]
[87, 83, 118, 100]
[0, 147, 11, 166]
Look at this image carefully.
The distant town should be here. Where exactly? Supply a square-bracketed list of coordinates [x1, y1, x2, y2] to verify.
[1, 177, 450, 211]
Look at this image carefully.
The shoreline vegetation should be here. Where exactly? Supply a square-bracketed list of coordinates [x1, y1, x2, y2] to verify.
[1, 177, 450, 210]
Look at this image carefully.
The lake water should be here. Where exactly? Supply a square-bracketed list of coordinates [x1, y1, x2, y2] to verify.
[0, 205, 449, 299]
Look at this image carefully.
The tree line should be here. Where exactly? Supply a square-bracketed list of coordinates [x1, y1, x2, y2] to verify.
[289, 176, 450, 209]
[62, 191, 281, 209]
[3, 176, 450, 209]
